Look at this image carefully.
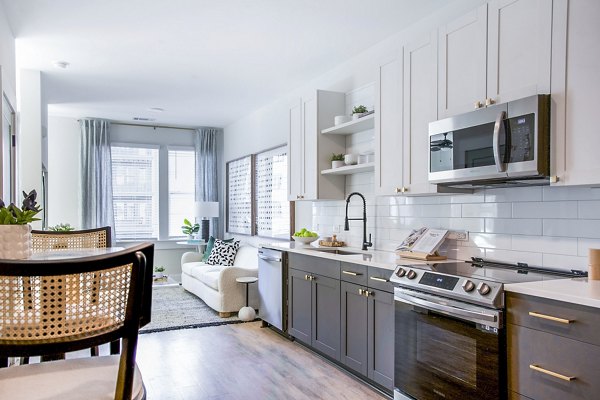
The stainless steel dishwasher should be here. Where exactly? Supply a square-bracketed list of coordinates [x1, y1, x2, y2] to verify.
[258, 248, 287, 332]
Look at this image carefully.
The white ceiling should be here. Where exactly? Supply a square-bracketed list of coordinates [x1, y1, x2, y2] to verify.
[2, 0, 450, 127]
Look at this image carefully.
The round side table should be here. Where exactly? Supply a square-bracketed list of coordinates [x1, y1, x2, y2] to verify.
[236, 277, 258, 321]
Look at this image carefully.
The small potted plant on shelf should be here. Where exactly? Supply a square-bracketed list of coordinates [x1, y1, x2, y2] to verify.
[153, 265, 167, 281]
[181, 218, 200, 239]
[0, 190, 42, 259]
[330, 153, 345, 169]
[49, 223, 75, 232]
[352, 105, 368, 120]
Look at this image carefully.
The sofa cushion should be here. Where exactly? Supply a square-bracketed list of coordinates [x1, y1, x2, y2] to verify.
[202, 236, 234, 262]
[191, 265, 225, 291]
[207, 239, 240, 266]
[233, 245, 259, 268]
[181, 261, 207, 276]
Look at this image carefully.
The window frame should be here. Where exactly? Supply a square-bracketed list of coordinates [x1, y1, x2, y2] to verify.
[226, 144, 294, 239]
[166, 145, 196, 239]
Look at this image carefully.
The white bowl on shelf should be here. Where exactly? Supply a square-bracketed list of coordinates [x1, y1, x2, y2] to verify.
[292, 235, 319, 244]
[344, 154, 358, 165]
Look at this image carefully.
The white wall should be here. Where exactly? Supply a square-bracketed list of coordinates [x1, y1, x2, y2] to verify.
[0, 1, 16, 106]
[47, 116, 81, 228]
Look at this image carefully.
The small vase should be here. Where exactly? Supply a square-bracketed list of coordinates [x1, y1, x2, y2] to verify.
[352, 113, 361, 120]
[0, 224, 33, 259]
[332, 160, 345, 169]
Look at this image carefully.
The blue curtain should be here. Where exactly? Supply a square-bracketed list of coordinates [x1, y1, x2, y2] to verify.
[195, 128, 221, 238]
[80, 119, 115, 242]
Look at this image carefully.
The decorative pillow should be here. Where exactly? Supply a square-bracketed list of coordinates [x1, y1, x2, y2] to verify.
[206, 239, 240, 266]
[202, 236, 234, 262]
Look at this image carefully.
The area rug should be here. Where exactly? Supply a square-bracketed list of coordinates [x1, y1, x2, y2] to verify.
[140, 286, 250, 334]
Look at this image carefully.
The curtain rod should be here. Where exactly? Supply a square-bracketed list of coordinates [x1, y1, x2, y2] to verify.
[77, 119, 198, 131]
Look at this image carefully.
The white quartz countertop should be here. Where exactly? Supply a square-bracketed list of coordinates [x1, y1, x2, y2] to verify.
[259, 241, 454, 271]
[505, 278, 600, 309]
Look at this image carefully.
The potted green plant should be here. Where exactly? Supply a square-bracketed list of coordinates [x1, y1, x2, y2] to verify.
[352, 105, 368, 120]
[181, 218, 200, 239]
[153, 265, 166, 280]
[49, 223, 75, 232]
[330, 153, 345, 169]
[0, 190, 42, 259]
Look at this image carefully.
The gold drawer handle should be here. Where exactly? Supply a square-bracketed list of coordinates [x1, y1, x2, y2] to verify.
[528, 311, 574, 324]
[529, 364, 576, 381]
[342, 270, 361, 276]
[370, 276, 389, 283]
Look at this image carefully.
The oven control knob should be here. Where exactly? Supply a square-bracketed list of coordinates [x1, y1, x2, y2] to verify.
[406, 270, 417, 280]
[396, 267, 406, 278]
[477, 282, 491, 295]
[462, 280, 475, 292]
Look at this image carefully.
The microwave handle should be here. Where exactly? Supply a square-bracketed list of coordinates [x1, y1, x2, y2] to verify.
[493, 111, 507, 173]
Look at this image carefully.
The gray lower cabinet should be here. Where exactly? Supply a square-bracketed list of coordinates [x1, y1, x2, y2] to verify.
[341, 281, 394, 391]
[288, 267, 341, 360]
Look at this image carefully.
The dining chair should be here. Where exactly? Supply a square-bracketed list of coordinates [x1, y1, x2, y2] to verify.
[0, 242, 152, 400]
[31, 226, 117, 357]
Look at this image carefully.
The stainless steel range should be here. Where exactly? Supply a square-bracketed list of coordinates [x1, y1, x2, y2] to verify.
[390, 258, 585, 400]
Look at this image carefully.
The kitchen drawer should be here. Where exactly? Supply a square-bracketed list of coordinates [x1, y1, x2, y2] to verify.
[288, 253, 340, 279]
[508, 324, 600, 400]
[340, 262, 368, 285]
[367, 266, 394, 293]
[507, 292, 600, 346]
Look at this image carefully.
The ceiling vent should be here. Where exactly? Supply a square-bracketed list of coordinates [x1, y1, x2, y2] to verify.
[133, 117, 156, 122]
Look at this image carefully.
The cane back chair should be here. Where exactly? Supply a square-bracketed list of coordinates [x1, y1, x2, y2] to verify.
[31, 226, 112, 252]
[0, 242, 153, 400]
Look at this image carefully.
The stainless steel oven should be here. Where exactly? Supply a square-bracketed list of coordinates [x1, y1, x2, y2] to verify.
[393, 287, 505, 400]
[428, 94, 550, 187]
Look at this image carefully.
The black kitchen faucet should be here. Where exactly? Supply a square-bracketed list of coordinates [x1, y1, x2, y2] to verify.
[344, 192, 373, 251]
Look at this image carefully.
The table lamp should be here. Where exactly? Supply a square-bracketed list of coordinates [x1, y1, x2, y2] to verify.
[195, 201, 219, 242]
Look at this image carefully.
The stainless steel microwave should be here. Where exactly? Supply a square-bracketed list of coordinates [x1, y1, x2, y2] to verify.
[428, 94, 550, 188]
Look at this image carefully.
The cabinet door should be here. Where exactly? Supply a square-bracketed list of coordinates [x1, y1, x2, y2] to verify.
[288, 100, 303, 200]
[375, 56, 404, 195]
[403, 31, 438, 195]
[340, 281, 368, 376]
[302, 97, 318, 200]
[487, 0, 552, 104]
[551, 0, 600, 185]
[311, 274, 341, 360]
[288, 268, 312, 344]
[367, 288, 394, 391]
[438, 4, 488, 118]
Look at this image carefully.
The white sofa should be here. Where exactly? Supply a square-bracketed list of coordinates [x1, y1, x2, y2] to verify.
[181, 245, 259, 317]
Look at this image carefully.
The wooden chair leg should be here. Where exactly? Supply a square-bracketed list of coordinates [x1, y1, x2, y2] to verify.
[219, 312, 231, 318]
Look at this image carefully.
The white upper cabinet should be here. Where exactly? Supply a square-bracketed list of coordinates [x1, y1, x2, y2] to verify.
[487, 0, 552, 104]
[551, 0, 600, 186]
[288, 90, 346, 200]
[288, 99, 303, 201]
[374, 56, 403, 196]
[438, 5, 487, 118]
[402, 31, 440, 196]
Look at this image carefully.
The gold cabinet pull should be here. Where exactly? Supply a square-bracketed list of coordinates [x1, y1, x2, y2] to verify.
[364, 291, 374, 297]
[358, 289, 364, 295]
[474, 100, 483, 109]
[528, 311, 574, 324]
[395, 187, 401, 194]
[529, 364, 575, 381]
[304, 274, 309, 280]
[485, 97, 495, 106]
[400, 186, 408, 193]
[370, 276, 389, 283]
[342, 270, 361, 276]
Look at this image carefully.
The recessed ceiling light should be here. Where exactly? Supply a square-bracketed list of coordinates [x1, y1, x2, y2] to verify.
[52, 61, 70, 69]
[148, 107, 164, 113]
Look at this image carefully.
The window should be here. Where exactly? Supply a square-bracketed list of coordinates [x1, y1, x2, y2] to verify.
[226, 156, 253, 235]
[111, 145, 160, 240]
[255, 146, 289, 239]
[226, 145, 291, 238]
[168, 149, 196, 237]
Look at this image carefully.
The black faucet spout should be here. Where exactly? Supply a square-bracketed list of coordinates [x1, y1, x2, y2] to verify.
[344, 192, 372, 251]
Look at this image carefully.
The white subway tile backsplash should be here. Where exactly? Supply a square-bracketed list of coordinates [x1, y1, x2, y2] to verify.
[542, 186, 600, 201]
[543, 219, 600, 239]
[448, 218, 485, 233]
[578, 238, 600, 257]
[511, 236, 578, 256]
[578, 201, 600, 219]
[485, 249, 543, 266]
[468, 233, 512, 250]
[512, 201, 577, 219]
[485, 218, 542, 235]
[462, 203, 512, 218]
[542, 254, 588, 270]
[485, 187, 542, 203]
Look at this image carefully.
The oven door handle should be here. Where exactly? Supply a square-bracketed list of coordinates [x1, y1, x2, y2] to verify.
[395, 291, 498, 324]
[493, 110, 507, 173]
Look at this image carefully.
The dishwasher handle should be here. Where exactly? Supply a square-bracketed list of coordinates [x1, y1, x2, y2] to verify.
[258, 253, 282, 263]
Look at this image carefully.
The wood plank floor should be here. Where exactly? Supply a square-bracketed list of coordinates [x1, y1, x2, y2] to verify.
[136, 322, 387, 400]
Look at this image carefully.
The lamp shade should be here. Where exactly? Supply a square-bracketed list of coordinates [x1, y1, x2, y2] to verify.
[195, 201, 219, 218]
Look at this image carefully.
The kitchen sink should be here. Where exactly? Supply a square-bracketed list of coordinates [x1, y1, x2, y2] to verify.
[304, 248, 363, 256]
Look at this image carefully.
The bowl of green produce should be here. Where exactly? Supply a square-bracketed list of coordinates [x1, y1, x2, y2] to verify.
[292, 228, 319, 244]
